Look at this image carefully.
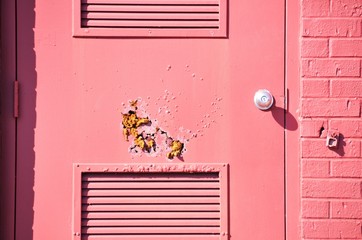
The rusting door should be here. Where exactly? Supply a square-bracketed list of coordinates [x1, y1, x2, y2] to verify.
[11, 0, 285, 239]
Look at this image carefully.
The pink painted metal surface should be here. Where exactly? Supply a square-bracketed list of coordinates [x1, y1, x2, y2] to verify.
[10, 0, 286, 239]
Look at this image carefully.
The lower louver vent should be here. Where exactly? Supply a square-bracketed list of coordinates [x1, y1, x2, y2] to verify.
[73, 164, 228, 240]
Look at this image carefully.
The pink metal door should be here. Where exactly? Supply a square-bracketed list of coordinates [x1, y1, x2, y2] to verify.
[12, 0, 285, 239]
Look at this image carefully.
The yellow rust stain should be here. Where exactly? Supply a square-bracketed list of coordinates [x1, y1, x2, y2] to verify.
[167, 140, 184, 159]
[121, 100, 185, 159]
[122, 111, 150, 141]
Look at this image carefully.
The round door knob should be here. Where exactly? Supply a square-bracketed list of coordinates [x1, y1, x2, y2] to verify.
[254, 89, 274, 110]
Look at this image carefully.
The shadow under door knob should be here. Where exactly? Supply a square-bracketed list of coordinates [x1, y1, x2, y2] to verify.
[254, 89, 274, 110]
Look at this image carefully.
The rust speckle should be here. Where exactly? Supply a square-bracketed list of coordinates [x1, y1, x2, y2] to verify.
[167, 140, 184, 159]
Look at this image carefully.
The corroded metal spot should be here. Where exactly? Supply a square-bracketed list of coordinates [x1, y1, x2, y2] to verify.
[167, 140, 184, 159]
[121, 99, 185, 159]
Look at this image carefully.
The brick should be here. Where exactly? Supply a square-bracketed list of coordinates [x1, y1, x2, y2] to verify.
[302, 79, 330, 97]
[302, 220, 329, 238]
[303, 19, 362, 37]
[302, 200, 330, 218]
[303, 220, 362, 238]
[302, 0, 330, 17]
[330, 119, 362, 137]
[329, 220, 362, 238]
[302, 59, 361, 77]
[301, 119, 328, 137]
[301, 139, 361, 158]
[301, 99, 360, 117]
[302, 179, 362, 198]
[331, 201, 362, 219]
[302, 159, 330, 177]
[331, 0, 362, 17]
[331, 39, 362, 57]
[302, 39, 329, 57]
[331, 160, 362, 177]
[331, 79, 362, 97]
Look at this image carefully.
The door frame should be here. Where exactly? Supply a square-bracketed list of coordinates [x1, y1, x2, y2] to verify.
[285, 0, 300, 239]
[0, 0, 17, 239]
[0, 0, 301, 239]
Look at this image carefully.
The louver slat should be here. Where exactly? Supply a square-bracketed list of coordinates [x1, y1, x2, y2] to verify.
[83, 181, 220, 188]
[81, 5, 220, 13]
[83, 204, 220, 211]
[75, 0, 226, 36]
[83, 196, 220, 204]
[85, 236, 220, 240]
[83, 189, 220, 196]
[82, 211, 221, 219]
[84, 227, 221, 234]
[80, 172, 223, 239]
[82, 20, 219, 28]
[82, 13, 219, 21]
[83, 219, 221, 227]
[84, 0, 219, 4]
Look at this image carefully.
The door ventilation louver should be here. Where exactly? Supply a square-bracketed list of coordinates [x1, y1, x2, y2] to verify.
[73, 164, 229, 240]
[73, 0, 227, 37]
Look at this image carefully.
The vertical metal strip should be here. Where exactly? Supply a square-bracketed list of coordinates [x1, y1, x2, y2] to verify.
[283, 0, 287, 240]
[14, 80, 19, 118]
[14, 0, 18, 238]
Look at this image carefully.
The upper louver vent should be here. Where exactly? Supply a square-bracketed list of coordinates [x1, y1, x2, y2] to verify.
[73, 164, 229, 240]
[73, 0, 227, 37]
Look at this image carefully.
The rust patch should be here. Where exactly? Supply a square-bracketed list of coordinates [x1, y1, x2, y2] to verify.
[121, 100, 185, 159]
[122, 110, 150, 141]
[120, 92, 223, 160]
[166, 140, 184, 159]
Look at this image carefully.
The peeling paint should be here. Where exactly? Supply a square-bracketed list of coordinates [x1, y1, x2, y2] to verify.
[121, 99, 186, 160]
[117, 163, 221, 173]
[121, 92, 223, 160]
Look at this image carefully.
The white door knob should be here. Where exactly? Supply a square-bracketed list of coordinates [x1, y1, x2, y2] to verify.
[254, 89, 274, 110]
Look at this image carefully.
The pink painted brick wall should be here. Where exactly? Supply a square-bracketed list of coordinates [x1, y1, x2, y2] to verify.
[301, 0, 362, 239]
